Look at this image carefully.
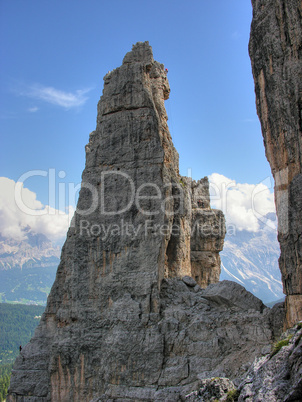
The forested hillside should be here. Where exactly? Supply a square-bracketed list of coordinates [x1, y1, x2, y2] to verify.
[0, 303, 45, 363]
[0, 303, 45, 401]
[0, 364, 11, 401]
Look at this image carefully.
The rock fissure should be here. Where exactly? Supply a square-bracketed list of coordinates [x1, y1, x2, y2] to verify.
[101, 105, 150, 116]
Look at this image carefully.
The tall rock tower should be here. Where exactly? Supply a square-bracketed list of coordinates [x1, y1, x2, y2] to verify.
[249, 0, 302, 329]
[7, 42, 226, 401]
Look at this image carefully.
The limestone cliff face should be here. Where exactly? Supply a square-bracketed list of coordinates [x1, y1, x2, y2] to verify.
[8, 42, 279, 402]
[249, 0, 302, 329]
[189, 178, 225, 288]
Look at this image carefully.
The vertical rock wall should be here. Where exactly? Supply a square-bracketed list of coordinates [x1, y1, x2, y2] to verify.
[249, 0, 302, 328]
[189, 178, 225, 288]
[7, 42, 225, 401]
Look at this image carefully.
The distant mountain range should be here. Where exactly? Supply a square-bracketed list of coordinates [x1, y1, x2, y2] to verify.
[0, 218, 284, 305]
[0, 227, 60, 304]
[0, 226, 60, 270]
[220, 214, 284, 304]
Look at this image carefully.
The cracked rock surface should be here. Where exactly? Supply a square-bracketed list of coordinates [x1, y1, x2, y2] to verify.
[238, 324, 302, 402]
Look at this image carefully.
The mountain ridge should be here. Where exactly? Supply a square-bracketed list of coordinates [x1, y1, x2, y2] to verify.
[220, 222, 283, 303]
[0, 227, 60, 271]
[0, 228, 60, 304]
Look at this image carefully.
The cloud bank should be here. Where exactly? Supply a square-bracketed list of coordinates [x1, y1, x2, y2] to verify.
[0, 174, 276, 243]
[209, 173, 276, 232]
[0, 177, 74, 242]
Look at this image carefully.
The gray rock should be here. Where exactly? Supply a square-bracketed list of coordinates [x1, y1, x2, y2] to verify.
[249, 0, 302, 328]
[6, 42, 279, 402]
[238, 324, 302, 401]
[158, 279, 275, 389]
[269, 302, 286, 341]
[185, 377, 236, 401]
[190, 207, 225, 289]
[182, 276, 197, 287]
[8, 276, 277, 401]
[201, 280, 266, 312]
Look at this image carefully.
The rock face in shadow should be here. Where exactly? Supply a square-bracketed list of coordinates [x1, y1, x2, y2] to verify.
[7, 42, 278, 401]
[185, 321, 302, 402]
[238, 323, 302, 402]
[249, 0, 302, 329]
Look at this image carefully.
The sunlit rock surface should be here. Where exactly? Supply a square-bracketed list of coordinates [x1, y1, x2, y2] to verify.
[7, 42, 280, 402]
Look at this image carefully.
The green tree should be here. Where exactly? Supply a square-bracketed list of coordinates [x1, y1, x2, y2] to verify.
[0, 364, 12, 401]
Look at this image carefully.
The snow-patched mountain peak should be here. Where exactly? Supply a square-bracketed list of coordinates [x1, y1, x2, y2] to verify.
[0, 227, 61, 270]
[220, 217, 283, 304]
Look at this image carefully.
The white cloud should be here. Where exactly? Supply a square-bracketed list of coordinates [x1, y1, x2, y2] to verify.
[24, 84, 91, 109]
[0, 177, 74, 242]
[209, 173, 276, 232]
[0, 173, 277, 242]
[28, 106, 39, 113]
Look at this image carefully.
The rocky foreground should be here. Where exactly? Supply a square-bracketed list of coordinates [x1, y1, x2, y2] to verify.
[9, 278, 285, 401]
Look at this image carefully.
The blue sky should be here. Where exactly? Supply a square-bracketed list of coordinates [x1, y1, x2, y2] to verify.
[0, 0, 276, 241]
